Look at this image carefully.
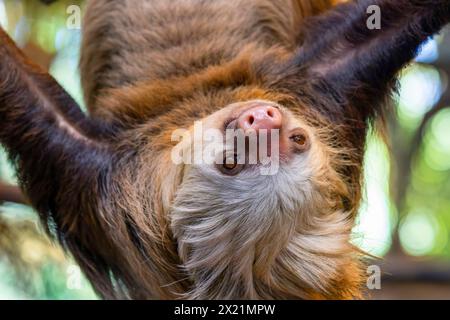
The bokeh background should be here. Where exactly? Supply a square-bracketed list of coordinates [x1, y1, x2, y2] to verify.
[1, 0, 450, 299]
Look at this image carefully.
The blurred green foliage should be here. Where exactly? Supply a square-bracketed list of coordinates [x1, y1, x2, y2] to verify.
[0, 0, 450, 300]
[0, 0, 95, 300]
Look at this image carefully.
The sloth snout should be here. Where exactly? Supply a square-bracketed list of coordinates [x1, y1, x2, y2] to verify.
[237, 105, 282, 133]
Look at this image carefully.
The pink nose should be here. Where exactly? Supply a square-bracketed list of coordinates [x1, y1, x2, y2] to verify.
[237, 105, 282, 132]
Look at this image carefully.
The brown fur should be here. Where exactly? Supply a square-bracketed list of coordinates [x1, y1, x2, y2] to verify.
[80, 0, 363, 299]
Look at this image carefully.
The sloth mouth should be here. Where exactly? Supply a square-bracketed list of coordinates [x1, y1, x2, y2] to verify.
[219, 102, 285, 169]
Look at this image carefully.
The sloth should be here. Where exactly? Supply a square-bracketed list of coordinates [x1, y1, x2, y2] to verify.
[0, 0, 449, 299]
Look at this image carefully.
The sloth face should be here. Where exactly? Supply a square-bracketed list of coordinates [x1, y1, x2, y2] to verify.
[169, 100, 355, 299]
[170, 99, 315, 175]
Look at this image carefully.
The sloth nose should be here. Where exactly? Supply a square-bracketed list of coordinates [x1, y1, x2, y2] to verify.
[237, 105, 282, 132]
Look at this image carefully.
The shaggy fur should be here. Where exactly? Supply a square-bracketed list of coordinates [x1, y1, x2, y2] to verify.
[0, 0, 449, 299]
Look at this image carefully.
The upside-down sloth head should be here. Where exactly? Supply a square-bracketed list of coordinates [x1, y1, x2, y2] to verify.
[169, 98, 359, 299]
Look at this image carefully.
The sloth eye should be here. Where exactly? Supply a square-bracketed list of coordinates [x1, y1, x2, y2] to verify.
[290, 129, 310, 152]
[292, 134, 306, 145]
[218, 154, 244, 176]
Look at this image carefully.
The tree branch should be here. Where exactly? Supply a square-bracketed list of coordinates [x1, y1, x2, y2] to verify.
[0, 182, 29, 206]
